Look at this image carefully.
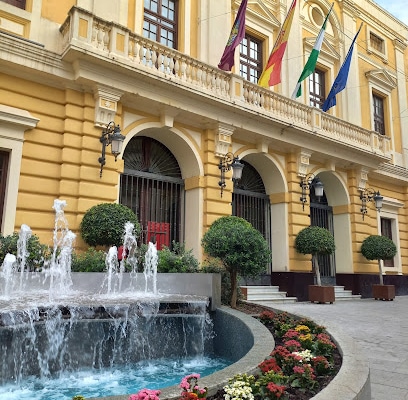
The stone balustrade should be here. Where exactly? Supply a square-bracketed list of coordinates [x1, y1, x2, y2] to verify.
[60, 6, 391, 160]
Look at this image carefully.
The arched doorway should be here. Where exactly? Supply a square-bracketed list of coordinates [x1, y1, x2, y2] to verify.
[232, 161, 272, 256]
[119, 136, 185, 249]
[310, 186, 336, 285]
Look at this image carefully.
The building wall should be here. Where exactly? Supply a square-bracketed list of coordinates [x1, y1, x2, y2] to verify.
[1, 0, 408, 295]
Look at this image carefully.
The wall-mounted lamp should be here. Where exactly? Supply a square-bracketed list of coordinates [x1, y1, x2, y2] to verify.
[218, 152, 244, 197]
[360, 188, 383, 220]
[300, 173, 324, 211]
[98, 121, 125, 177]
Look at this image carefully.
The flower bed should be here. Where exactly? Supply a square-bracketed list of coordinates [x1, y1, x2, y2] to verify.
[120, 305, 341, 400]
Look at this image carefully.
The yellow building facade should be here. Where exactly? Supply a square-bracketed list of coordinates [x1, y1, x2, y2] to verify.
[1, 0, 407, 300]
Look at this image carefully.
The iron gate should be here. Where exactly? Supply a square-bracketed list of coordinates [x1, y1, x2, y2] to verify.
[310, 193, 336, 285]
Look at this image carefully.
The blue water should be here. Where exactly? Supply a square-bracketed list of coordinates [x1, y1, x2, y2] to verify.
[0, 356, 231, 400]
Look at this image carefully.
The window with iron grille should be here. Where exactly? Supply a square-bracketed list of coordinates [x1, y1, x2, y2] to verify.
[119, 136, 184, 250]
[143, 0, 178, 49]
[373, 93, 385, 135]
[381, 217, 394, 267]
[0, 151, 9, 231]
[239, 34, 263, 84]
[309, 68, 326, 108]
[0, 0, 26, 8]
[370, 32, 384, 54]
[232, 161, 271, 253]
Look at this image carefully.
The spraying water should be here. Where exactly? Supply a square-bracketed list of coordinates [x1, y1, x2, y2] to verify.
[17, 224, 32, 289]
[47, 199, 76, 299]
[144, 241, 158, 294]
[0, 199, 221, 400]
[0, 253, 16, 297]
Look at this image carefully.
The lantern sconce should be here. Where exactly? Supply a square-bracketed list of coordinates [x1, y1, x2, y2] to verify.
[360, 188, 383, 220]
[98, 121, 125, 178]
[218, 152, 244, 197]
[299, 173, 324, 211]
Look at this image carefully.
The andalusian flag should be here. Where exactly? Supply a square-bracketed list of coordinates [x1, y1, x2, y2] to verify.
[258, 0, 297, 88]
[218, 0, 248, 71]
[291, 4, 333, 99]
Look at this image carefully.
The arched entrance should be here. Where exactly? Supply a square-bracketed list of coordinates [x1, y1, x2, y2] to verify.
[119, 136, 185, 249]
[310, 186, 336, 285]
[232, 160, 272, 258]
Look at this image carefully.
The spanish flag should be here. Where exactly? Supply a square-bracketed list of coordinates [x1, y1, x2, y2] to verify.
[258, 0, 297, 88]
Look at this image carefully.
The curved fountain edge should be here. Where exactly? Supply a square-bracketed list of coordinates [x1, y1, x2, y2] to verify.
[94, 306, 275, 400]
[271, 307, 372, 400]
[92, 305, 371, 400]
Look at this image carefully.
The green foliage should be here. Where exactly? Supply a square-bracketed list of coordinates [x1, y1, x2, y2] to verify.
[72, 396, 86, 400]
[0, 232, 50, 271]
[361, 235, 397, 260]
[157, 242, 199, 273]
[295, 226, 335, 256]
[201, 216, 271, 278]
[80, 203, 140, 247]
[71, 247, 106, 272]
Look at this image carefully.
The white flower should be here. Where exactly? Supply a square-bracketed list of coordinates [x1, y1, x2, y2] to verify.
[293, 349, 314, 361]
[223, 380, 254, 400]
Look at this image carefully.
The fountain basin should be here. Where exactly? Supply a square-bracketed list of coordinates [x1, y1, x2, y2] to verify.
[93, 306, 276, 400]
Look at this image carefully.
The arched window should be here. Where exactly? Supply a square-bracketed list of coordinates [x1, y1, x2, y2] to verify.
[232, 161, 271, 248]
[119, 136, 184, 249]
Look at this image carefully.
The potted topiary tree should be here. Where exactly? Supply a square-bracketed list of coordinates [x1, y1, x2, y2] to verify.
[361, 235, 397, 301]
[201, 216, 271, 308]
[295, 226, 336, 304]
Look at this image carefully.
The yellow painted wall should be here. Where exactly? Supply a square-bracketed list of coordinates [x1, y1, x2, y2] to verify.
[41, 0, 75, 24]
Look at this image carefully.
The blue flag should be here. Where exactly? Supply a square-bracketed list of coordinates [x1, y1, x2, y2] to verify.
[322, 24, 362, 112]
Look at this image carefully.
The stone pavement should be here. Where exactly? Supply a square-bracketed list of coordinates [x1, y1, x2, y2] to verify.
[260, 296, 408, 400]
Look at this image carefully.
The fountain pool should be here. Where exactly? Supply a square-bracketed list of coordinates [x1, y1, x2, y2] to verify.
[0, 200, 233, 399]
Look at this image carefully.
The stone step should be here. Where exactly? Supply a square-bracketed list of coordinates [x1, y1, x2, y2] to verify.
[334, 285, 362, 301]
[240, 285, 362, 303]
[240, 285, 297, 303]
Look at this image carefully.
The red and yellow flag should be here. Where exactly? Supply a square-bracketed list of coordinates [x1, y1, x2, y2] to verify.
[258, 0, 297, 88]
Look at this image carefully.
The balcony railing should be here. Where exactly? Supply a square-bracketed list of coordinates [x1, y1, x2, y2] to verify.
[60, 7, 391, 160]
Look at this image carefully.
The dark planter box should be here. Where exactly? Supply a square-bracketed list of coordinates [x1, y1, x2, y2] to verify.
[308, 285, 335, 304]
[372, 284, 395, 301]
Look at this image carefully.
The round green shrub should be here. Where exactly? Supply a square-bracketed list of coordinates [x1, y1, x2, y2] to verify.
[361, 235, 397, 260]
[80, 203, 140, 247]
[295, 226, 335, 256]
[0, 232, 50, 271]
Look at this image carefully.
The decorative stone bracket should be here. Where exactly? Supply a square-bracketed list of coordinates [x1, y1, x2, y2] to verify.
[215, 123, 234, 157]
[94, 86, 123, 127]
[297, 150, 312, 177]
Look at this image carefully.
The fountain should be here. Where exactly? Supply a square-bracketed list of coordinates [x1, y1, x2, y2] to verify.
[0, 200, 229, 399]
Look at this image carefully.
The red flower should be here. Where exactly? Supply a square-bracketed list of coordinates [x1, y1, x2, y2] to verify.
[258, 357, 282, 373]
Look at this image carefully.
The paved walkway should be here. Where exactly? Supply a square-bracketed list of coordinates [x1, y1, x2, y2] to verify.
[258, 297, 408, 400]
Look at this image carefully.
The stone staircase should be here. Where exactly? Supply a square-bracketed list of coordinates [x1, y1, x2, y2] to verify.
[240, 285, 297, 304]
[240, 285, 361, 304]
[334, 286, 362, 301]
